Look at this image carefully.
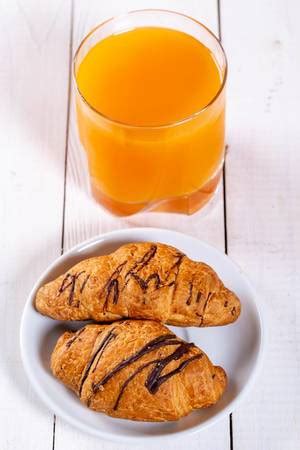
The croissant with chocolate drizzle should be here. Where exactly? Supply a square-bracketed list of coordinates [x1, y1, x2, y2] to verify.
[51, 320, 227, 421]
[36, 242, 241, 326]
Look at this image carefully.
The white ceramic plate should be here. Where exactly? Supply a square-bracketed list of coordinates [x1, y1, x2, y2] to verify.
[20, 228, 264, 443]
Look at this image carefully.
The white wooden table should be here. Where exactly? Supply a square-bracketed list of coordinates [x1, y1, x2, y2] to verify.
[1, 0, 299, 448]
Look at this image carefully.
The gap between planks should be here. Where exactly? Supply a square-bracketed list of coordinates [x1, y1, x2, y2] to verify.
[53, 0, 74, 448]
[217, 0, 233, 449]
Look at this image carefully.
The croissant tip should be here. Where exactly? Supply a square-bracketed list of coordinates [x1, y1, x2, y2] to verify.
[231, 295, 242, 322]
[213, 366, 227, 398]
[222, 288, 241, 324]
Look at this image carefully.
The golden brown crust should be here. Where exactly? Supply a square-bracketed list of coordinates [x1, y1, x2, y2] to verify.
[51, 320, 227, 421]
[36, 242, 241, 326]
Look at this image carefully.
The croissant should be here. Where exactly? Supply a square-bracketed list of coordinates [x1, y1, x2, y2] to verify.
[51, 320, 227, 421]
[36, 242, 240, 326]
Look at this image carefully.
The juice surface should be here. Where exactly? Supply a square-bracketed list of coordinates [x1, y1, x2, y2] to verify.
[77, 27, 221, 126]
[76, 27, 225, 215]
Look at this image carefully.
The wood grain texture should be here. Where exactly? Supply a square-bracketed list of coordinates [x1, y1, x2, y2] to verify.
[221, 0, 300, 448]
[0, 0, 72, 449]
[55, 1, 230, 449]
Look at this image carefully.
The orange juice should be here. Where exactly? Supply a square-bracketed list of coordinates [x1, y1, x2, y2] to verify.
[75, 19, 226, 215]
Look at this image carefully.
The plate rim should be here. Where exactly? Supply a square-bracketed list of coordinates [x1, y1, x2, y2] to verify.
[20, 227, 265, 443]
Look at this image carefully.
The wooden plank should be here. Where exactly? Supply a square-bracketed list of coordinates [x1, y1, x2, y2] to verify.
[55, 0, 230, 449]
[0, 0, 72, 449]
[221, 0, 300, 448]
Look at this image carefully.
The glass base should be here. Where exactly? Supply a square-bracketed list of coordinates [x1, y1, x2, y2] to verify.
[91, 169, 222, 216]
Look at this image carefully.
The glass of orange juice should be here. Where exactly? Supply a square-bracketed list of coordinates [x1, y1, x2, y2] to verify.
[74, 9, 227, 216]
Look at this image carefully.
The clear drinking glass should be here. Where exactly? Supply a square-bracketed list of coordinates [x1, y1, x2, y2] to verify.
[74, 9, 227, 216]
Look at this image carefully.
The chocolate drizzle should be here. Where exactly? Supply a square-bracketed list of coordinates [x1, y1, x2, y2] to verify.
[92, 333, 182, 393]
[82, 327, 203, 411]
[91, 332, 116, 374]
[196, 312, 204, 325]
[131, 272, 161, 292]
[120, 247, 184, 299]
[196, 291, 202, 303]
[122, 245, 159, 292]
[79, 329, 116, 396]
[166, 252, 184, 279]
[80, 274, 90, 293]
[113, 347, 202, 410]
[113, 360, 156, 410]
[106, 279, 119, 304]
[101, 261, 127, 311]
[58, 271, 88, 306]
[65, 327, 86, 348]
[202, 292, 213, 316]
[168, 252, 184, 306]
[186, 282, 193, 305]
[90, 331, 201, 411]
[125, 245, 157, 279]
[145, 342, 195, 394]
[147, 353, 203, 394]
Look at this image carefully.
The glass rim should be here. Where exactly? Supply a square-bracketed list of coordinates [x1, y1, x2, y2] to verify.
[73, 8, 228, 130]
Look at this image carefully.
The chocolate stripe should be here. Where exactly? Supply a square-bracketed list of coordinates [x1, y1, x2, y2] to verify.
[166, 252, 184, 279]
[92, 333, 179, 392]
[196, 291, 202, 303]
[147, 353, 203, 394]
[202, 292, 213, 316]
[58, 273, 73, 294]
[113, 360, 157, 410]
[79, 329, 116, 396]
[168, 253, 184, 307]
[145, 342, 194, 393]
[114, 348, 201, 409]
[101, 261, 127, 310]
[65, 327, 86, 349]
[125, 245, 157, 278]
[186, 282, 193, 305]
[58, 271, 86, 306]
[131, 272, 161, 292]
[80, 274, 90, 293]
